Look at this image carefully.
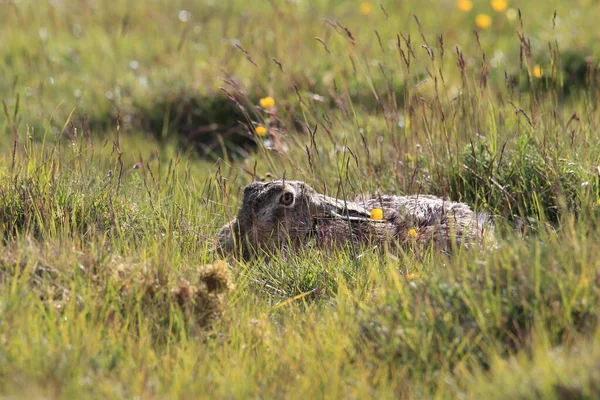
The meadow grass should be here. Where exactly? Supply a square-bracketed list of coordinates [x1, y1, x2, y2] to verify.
[1, 0, 600, 398]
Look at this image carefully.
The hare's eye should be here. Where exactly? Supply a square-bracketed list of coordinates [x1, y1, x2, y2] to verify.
[280, 192, 294, 206]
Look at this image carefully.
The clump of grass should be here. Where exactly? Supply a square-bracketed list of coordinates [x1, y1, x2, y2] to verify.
[134, 91, 258, 160]
[528, 49, 598, 95]
[0, 171, 151, 241]
[356, 229, 599, 379]
[237, 247, 353, 302]
[559, 49, 598, 92]
[113, 259, 234, 331]
[462, 332, 600, 399]
[451, 135, 595, 224]
[0, 246, 234, 334]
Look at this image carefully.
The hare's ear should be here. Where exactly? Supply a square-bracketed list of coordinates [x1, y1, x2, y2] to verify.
[318, 195, 373, 222]
[240, 181, 267, 212]
[243, 182, 265, 199]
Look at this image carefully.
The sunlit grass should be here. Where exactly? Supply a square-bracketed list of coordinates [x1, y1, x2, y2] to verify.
[1, 0, 600, 398]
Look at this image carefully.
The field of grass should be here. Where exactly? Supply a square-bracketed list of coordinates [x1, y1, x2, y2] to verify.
[2, 0, 600, 398]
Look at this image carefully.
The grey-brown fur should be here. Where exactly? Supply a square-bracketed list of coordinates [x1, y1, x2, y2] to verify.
[217, 180, 494, 260]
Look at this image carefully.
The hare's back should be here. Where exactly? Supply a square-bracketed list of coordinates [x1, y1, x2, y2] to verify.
[400, 195, 474, 221]
[357, 194, 475, 224]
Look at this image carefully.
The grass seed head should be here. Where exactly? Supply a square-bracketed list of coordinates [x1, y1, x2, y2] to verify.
[198, 260, 234, 294]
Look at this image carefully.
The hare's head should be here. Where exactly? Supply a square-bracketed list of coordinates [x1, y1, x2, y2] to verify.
[217, 180, 373, 259]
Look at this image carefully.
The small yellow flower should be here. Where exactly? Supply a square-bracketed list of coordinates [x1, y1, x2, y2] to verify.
[255, 126, 267, 136]
[533, 65, 543, 78]
[408, 228, 418, 238]
[405, 273, 421, 280]
[370, 208, 383, 221]
[596, 198, 600, 206]
[491, 0, 508, 12]
[259, 96, 275, 109]
[475, 14, 492, 29]
[360, 2, 373, 15]
[457, 0, 473, 12]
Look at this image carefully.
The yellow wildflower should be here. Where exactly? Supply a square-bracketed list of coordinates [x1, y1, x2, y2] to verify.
[360, 2, 373, 15]
[370, 208, 383, 221]
[255, 126, 267, 136]
[596, 198, 600, 206]
[259, 96, 275, 109]
[457, 0, 473, 12]
[491, 0, 508, 12]
[533, 65, 543, 78]
[405, 273, 421, 280]
[408, 228, 418, 238]
[475, 14, 492, 29]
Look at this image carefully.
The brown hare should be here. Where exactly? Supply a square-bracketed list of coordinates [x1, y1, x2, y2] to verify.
[217, 180, 494, 260]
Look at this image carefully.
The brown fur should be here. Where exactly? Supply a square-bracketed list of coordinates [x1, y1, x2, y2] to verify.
[217, 180, 494, 260]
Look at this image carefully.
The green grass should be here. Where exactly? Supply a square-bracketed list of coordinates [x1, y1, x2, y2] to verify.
[2, 0, 600, 398]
